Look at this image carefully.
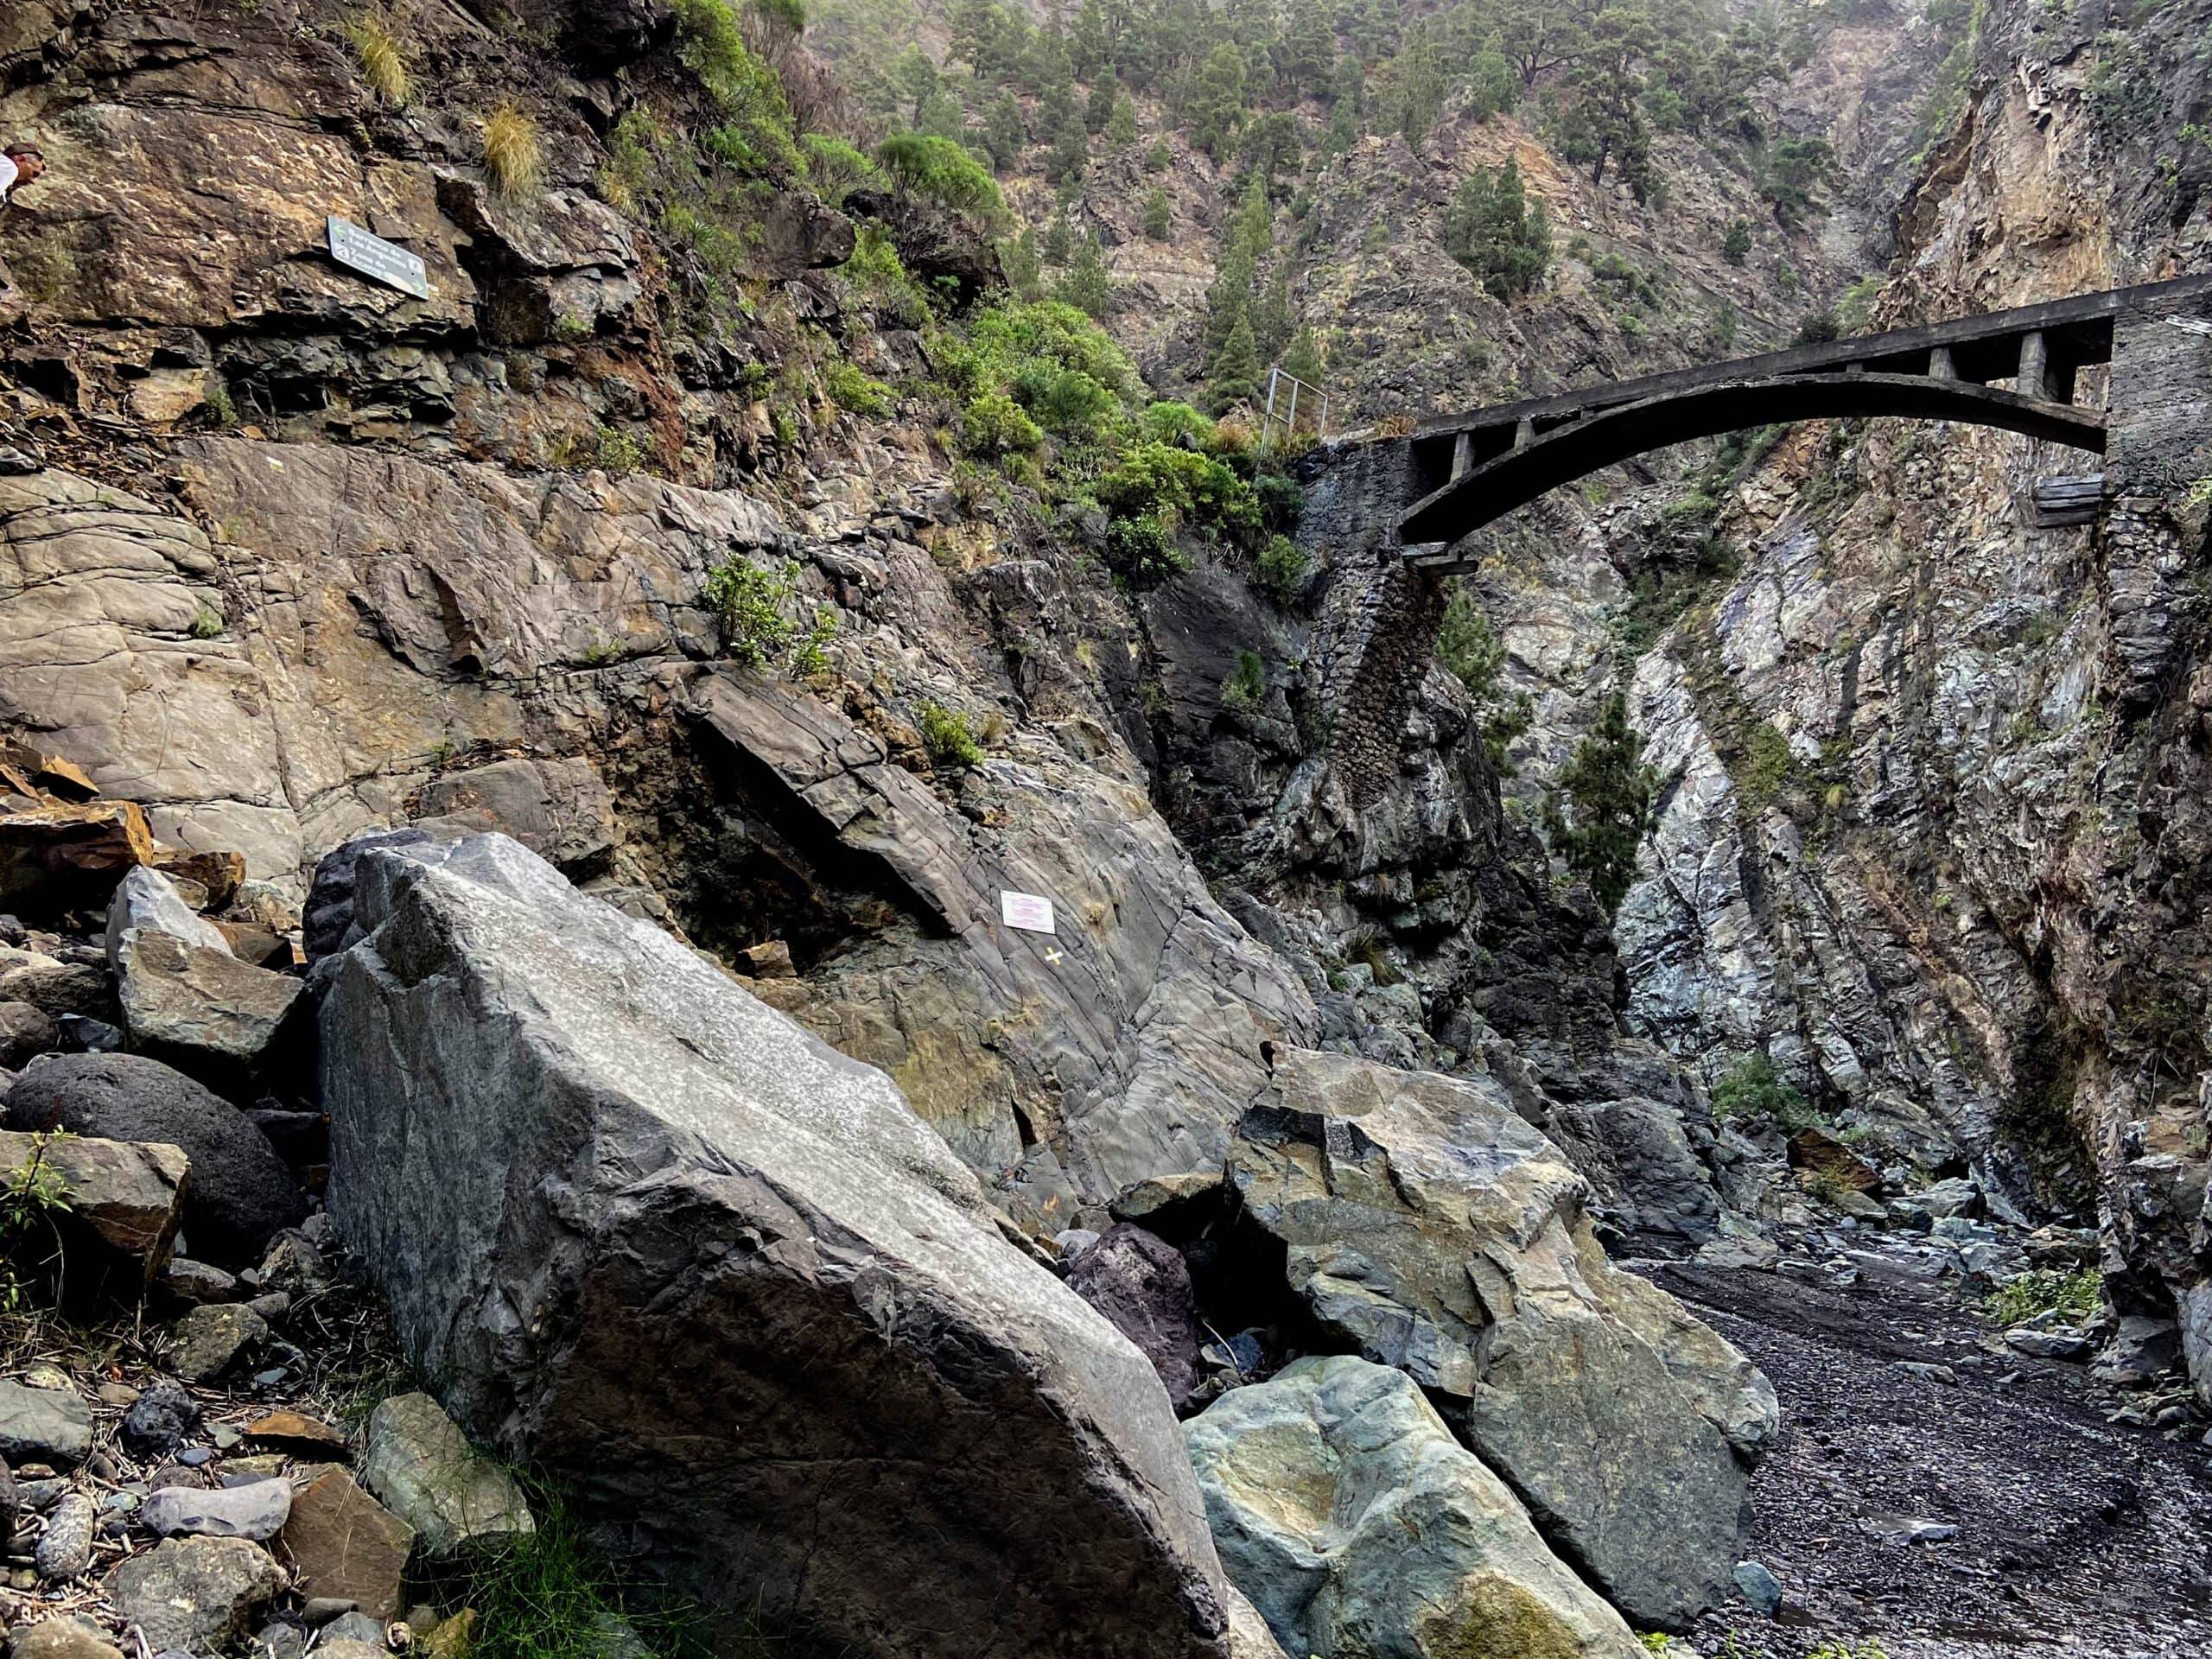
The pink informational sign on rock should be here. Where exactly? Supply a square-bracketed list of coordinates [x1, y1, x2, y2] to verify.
[999, 890, 1056, 935]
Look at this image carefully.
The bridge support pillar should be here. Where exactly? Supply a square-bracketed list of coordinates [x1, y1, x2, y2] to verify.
[1451, 430, 1474, 481]
[1929, 345, 1957, 380]
[1513, 417, 1535, 448]
[2017, 329, 2055, 403]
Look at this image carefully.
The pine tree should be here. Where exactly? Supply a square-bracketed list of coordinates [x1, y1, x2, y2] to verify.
[1207, 309, 1262, 412]
[1722, 219, 1751, 264]
[1467, 38, 1517, 120]
[1071, 0, 1110, 79]
[1190, 41, 1249, 158]
[1045, 80, 1090, 181]
[1395, 25, 1445, 146]
[1144, 137, 1172, 172]
[1569, 6, 1658, 199]
[1142, 187, 1172, 238]
[1251, 267, 1294, 359]
[1058, 232, 1114, 317]
[1002, 225, 1043, 296]
[1281, 325, 1325, 386]
[1445, 156, 1552, 300]
[1085, 67, 1118, 133]
[983, 91, 1027, 170]
[1541, 691, 1656, 914]
[1107, 91, 1139, 148]
[1044, 214, 1074, 265]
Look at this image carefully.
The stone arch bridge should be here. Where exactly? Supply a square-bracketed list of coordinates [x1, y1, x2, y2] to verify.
[1315, 273, 2212, 798]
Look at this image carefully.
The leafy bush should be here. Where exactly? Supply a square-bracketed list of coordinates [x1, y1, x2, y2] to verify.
[1983, 1267, 2101, 1329]
[1220, 649, 1267, 715]
[876, 133, 1004, 218]
[1255, 535, 1306, 604]
[483, 105, 544, 200]
[1710, 1053, 1812, 1128]
[801, 133, 881, 203]
[1142, 188, 1171, 239]
[919, 702, 985, 767]
[1096, 442, 1260, 543]
[670, 0, 800, 176]
[843, 224, 934, 327]
[1102, 514, 1188, 586]
[1721, 219, 1751, 264]
[1140, 401, 1212, 446]
[960, 391, 1043, 457]
[702, 556, 835, 672]
[823, 358, 894, 416]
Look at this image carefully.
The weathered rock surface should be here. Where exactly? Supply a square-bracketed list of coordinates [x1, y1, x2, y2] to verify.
[35, 1491, 93, 1580]
[143, 1480, 292, 1542]
[121, 1382, 203, 1459]
[1064, 1224, 1206, 1413]
[170, 1302, 268, 1383]
[7, 1052, 303, 1264]
[0, 1128, 188, 1287]
[8, 1617, 125, 1659]
[108, 1536, 288, 1650]
[0, 1382, 92, 1469]
[277, 1470, 412, 1622]
[1186, 1357, 1643, 1659]
[361, 1394, 533, 1558]
[112, 930, 306, 1079]
[1228, 1049, 1777, 1627]
[321, 832, 1236, 1659]
[104, 867, 231, 969]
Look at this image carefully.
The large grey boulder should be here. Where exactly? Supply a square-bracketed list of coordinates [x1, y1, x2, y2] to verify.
[321, 833, 1234, 1659]
[6, 1052, 303, 1265]
[1229, 1050, 1778, 1629]
[1185, 1357, 1643, 1659]
[105, 866, 231, 970]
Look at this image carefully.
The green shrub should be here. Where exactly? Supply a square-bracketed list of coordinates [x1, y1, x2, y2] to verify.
[702, 556, 833, 673]
[1220, 648, 1267, 714]
[823, 358, 894, 416]
[669, 0, 799, 176]
[1255, 535, 1306, 603]
[1142, 188, 1171, 239]
[1096, 442, 1260, 544]
[1542, 693, 1655, 913]
[1983, 1267, 2101, 1328]
[1102, 514, 1189, 586]
[1710, 1053, 1813, 1128]
[1140, 401, 1212, 446]
[188, 607, 226, 639]
[960, 391, 1044, 457]
[919, 702, 985, 767]
[875, 133, 1004, 219]
[843, 223, 934, 327]
[800, 133, 881, 203]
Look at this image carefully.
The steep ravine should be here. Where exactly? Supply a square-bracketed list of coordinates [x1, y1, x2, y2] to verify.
[0, 1, 2208, 1657]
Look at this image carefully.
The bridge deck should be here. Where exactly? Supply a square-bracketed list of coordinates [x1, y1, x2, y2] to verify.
[1402, 273, 2212, 518]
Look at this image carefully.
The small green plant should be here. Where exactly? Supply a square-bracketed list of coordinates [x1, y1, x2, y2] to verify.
[1255, 535, 1306, 604]
[346, 10, 411, 105]
[918, 702, 985, 767]
[1710, 1053, 1813, 1128]
[703, 557, 809, 669]
[483, 105, 545, 200]
[188, 607, 226, 639]
[1802, 1166, 1854, 1207]
[1983, 1266, 2101, 1328]
[204, 381, 240, 428]
[1, 1131, 73, 1313]
[1220, 649, 1267, 715]
[823, 359, 894, 417]
[594, 426, 653, 474]
[1807, 1642, 1889, 1659]
[1738, 723, 1796, 810]
[1720, 220, 1751, 265]
[454, 1486, 732, 1659]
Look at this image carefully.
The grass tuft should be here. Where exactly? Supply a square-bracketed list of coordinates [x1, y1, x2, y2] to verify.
[346, 11, 411, 107]
[1984, 1266, 2101, 1328]
[484, 105, 546, 201]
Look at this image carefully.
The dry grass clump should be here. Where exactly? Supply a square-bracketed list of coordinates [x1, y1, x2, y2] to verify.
[483, 104, 546, 200]
[347, 10, 411, 106]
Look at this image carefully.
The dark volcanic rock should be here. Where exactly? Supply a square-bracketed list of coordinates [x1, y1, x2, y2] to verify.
[6, 1052, 304, 1265]
[1065, 1224, 1205, 1412]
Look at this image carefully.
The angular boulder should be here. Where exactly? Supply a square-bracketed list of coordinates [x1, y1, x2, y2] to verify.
[1185, 1357, 1643, 1659]
[0, 1128, 188, 1291]
[105, 866, 232, 969]
[1065, 1224, 1205, 1412]
[112, 931, 307, 1081]
[321, 833, 1234, 1659]
[362, 1393, 534, 1557]
[6, 1052, 303, 1265]
[1228, 1050, 1778, 1629]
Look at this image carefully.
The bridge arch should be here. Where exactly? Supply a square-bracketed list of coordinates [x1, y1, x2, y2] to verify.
[1396, 372, 2106, 550]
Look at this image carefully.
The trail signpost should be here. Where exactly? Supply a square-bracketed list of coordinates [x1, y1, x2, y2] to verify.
[326, 216, 430, 301]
